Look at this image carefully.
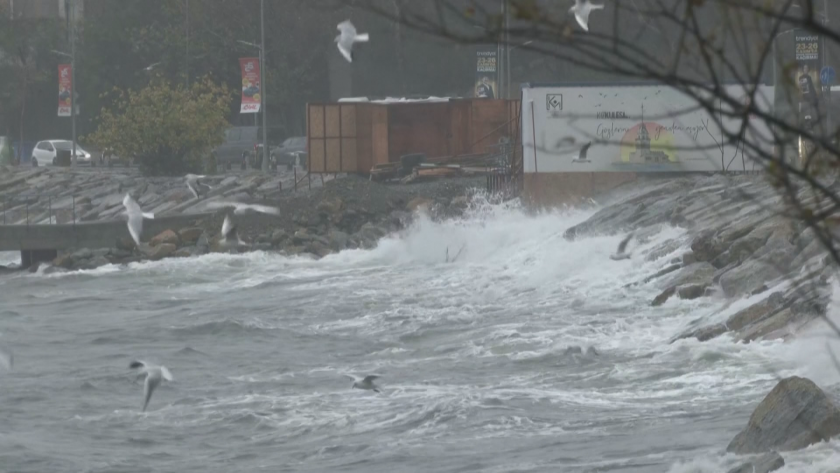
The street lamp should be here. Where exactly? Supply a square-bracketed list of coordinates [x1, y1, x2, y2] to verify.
[236, 0, 268, 173]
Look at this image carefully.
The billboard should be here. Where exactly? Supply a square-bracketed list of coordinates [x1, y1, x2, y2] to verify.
[58, 64, 72, 117]
[239, 57, 261, 113]
[794, 30, 822, 124]
[475, 49, 497, 99]
[521, 84, 774, 173]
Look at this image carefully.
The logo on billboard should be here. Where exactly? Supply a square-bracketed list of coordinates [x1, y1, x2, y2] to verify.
[546, 94, 562, 111]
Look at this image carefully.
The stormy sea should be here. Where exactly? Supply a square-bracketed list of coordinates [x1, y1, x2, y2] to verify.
[1, 199, 839, 473]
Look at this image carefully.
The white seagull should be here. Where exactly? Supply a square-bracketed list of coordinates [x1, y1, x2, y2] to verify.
[122, 193, 155, 247]
[185, 174, 213, 199]
[221, 214, 248, 247]
[570, 0, 604, 32]
[350, 375, 382, 393]
[129, 360, 174, 412]
[572, 142, 592, 163]
[610, 232, 634, 261]
[336, 20, 370, 63]
[0, 346, 13, 371]
[205, 200, 280, 216]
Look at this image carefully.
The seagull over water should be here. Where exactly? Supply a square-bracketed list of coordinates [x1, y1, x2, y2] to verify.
[122, 193, 155, 247]
[349, 375, 382, 393]
[570, 0, 604, 32]
[129, 360, 173, 412]
[205, 200, 280, 216]
[0, 346, 13, 371]
[336, 20, 369, 63]
[185, 174, 213, 199]
[610, 232, 635, 261]
[220, 214, 248, 247]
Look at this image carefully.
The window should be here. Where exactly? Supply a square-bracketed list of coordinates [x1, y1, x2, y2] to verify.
[53, 141, 74, 151]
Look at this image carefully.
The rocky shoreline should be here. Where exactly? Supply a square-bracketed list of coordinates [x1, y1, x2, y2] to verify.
[0, 167, 486, 272]
[564, 173, 834, 345]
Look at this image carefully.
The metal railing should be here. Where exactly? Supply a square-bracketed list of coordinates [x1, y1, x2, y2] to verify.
[1, 193, 80, 226]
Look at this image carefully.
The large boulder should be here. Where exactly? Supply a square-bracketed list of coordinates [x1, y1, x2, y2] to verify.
[150, 229, 180, 247]
[656, 262, 715, 290]
[406, 197, 434, 213]
[145, 243, 177, 261]
[727, 377, 840, 454]
[726, 452, 785, 473]
[178, 227, 204, 245]
[726, 292, 786, 332]
[719, 248, 796, 297]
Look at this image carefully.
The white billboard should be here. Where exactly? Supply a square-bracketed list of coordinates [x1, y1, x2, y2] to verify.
[521, 84, 774, 173]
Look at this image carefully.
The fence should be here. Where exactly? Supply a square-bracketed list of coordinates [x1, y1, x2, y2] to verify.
[1, 193, 82, 226]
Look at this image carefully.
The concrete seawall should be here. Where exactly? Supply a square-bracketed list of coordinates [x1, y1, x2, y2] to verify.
[0, 213, 214, 266]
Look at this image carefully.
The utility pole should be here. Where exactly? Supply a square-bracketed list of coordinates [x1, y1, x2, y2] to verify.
[260, 0, 268, 172]
[185, 0, 189, 88]
[67, 0, 77, 167]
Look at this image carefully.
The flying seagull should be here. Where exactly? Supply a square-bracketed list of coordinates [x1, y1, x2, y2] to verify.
[220, 213, 248, 247]
[0, 346, 13, 371]
[205, 200, 280, 216]
[610, 232, 635, 261]
[350, 375, 382, 393]
[185, 174, 213, 199]
[129, 360, 173, 412]
[570, 0, 604, 32]
[336, 20, 370, 63]
[122, 193, 155, 247]
[572, 142, 592, 163]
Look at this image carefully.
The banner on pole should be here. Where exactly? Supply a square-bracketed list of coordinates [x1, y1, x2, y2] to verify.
[58, 64, 72, 117]
[239, 57, 261, 113]
[794, 30, 822, 124]
[474, 49, 497, 99]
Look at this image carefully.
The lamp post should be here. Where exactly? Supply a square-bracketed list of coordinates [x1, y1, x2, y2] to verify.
[236, 0, 268, 172]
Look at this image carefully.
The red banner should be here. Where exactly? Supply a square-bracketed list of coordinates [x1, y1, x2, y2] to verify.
[58, 64, 72, 117]
[239, 57, 261, 113]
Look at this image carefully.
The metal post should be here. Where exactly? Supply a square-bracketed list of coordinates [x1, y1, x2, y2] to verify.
[294, 166, 297, 191]
[72, 195, 76, 226]
[49, 196, 52, 224]
[70, 0, 77, 167]
[504, 0, 510, 99]
[185, 0, 190, 88]
[260, 0, 268, 173]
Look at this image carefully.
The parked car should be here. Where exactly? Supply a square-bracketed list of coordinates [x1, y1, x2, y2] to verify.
[272, 136, 307, 166]
[30, 140, 92, 166]
[214, 126, 285, 169]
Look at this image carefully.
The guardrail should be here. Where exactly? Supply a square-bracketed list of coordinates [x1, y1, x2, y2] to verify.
[0, 193, 81, 226]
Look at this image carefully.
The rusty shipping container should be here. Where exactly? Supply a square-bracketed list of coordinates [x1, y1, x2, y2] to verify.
[307, 98, 520, 174]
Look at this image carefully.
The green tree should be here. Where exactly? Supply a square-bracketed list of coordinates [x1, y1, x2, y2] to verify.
[87, 75, 233, 176]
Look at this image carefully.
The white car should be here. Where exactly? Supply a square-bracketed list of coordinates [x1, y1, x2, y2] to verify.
[30, 140, 92, 166]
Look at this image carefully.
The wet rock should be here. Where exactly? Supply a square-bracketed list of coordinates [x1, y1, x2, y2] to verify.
[631, 263, 681, 287]
[681, 251, 697, 266]
[145, 243, 177, 261]
[270, 230, 288, 247]
[726, 452, 785, 473]
[676, 323, 728, 342]
[150, 229, 180, 247]
[116, 237, 137, 252]
[658, 262, 715, 290]
[292, 229, 313, 245]
[738, 308, 794, 342]
[53, 254, 74, 269]
[72, 248, 93, 260]
[726, 292, 785, 332]
[172, 247, 194, 258]
[196, 233, 210, 252]
[718, 247, 796, 297]
[75, 255, 111, 270]
[91, 248, 111, 258]
[328, 229, 350, 251]
[651, 286, 676, 306]
[406, 196, 433, 213]
[677, 284, 706, 300]
[727, 376, 840, 454]
[178, 227, 203, 245]
[690, 229, 726, 262]
[316, 197, 344, 216]
[306, 241, 332, 258]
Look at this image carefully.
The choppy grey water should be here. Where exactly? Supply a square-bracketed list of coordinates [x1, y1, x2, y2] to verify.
[2, 202, 840, 473]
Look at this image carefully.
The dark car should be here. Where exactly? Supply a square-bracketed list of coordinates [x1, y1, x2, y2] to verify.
[215, 126, 286, 169]
[272, 136, 307, 166]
